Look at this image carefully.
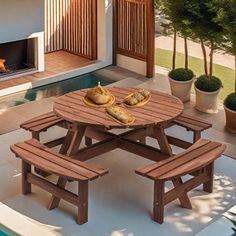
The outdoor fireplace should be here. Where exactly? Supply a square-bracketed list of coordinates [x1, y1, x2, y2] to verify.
[0, 39, 37, 79]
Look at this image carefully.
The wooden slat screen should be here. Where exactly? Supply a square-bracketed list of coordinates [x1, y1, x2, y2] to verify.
[115, 0, 147, 61]
[113, 0, 155, 78]
[45, 0, 97, 60]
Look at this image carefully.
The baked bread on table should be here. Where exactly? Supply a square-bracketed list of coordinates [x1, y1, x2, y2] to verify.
[106, 106, 134, 124]
[86, 85, 112, 105]
[124, 89, 150, 106]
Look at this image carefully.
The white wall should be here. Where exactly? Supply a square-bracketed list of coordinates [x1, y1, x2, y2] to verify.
[0, 0, 44, 43]
[97, 0, 113, 64]
[117, 54, 147, 76]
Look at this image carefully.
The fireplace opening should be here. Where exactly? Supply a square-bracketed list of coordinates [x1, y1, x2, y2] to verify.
[0, 39, 37, 79]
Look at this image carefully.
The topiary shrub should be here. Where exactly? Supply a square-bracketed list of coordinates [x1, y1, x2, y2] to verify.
[168, 68, 194, 81]
[224, 93, 236, 111]
[195, 75, 223, 92]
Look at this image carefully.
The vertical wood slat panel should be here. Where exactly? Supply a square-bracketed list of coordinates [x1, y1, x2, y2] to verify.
[44, 0, 97, 60]
[115, 0, 147, 61]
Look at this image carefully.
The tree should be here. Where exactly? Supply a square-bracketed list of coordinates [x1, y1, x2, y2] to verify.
[178, 0, 225, 79]
[214, 0, 236, 92]
[157, 0, 194, 70]
[154, 0, 162, 10]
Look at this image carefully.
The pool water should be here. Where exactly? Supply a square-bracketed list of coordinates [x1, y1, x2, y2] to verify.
[0, 72, 114, 110]
[0, 224, 19, 236]
[0, 231, 8, 236]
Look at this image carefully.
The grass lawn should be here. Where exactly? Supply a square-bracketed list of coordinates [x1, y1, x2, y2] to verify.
[155, 48, 235, 102]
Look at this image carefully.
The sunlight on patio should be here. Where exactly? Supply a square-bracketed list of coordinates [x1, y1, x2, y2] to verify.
[0, 0, 236, 236]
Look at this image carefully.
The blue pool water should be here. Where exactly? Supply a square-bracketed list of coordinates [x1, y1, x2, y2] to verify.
[0, 72, 114, 110]
[0, 224, 18, 236]
[0, 231, 8, 236]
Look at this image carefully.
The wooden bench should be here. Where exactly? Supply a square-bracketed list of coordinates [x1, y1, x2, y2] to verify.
[10, 139, 109, 224]
[135, 139, 226, 224]
[20, 112, 67, 176]
[172, 113, 212, 142]
[20, 111, 65, 140]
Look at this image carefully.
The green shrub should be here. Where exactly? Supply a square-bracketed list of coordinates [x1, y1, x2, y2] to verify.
[195, 75, 223, 92]
[224, 93, 236, 111]
[168, 68, 194, 81]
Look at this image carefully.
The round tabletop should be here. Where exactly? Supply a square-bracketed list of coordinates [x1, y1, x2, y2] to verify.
[54, 87, 184, 129]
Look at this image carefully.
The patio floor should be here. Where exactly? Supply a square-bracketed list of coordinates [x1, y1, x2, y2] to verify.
[0, 51, 94, 91]
[0, 66, 235, 236]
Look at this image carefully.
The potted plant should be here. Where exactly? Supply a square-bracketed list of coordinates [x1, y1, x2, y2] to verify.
[159, 0, 195, 102]
[194, 75, 223, 113]
[224, 93, 236, 133]
[168, 68, 195, 102]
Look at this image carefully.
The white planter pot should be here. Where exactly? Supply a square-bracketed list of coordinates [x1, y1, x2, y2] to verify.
[224, 106, 236, 134]
[168, 77, 194, 102]
[194, 86, 221, 113]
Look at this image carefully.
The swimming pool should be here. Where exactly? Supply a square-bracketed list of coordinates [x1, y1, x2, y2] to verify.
[0, 224, 19, 236]
[0, 72, 114, 110]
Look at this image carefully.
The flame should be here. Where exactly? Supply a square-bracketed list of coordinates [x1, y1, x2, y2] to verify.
[0, 58, 7, 72]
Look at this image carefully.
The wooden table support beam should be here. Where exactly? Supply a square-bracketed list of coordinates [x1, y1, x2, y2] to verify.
[28, 173, 78, 206]
[164, 172, 210, 205]
[73, 138, 118, 161]
[119, 138, 169, 162]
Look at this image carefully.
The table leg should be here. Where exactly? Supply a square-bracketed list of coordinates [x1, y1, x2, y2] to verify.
[48, 125, 86, 210]
[153, 126, 173, 156]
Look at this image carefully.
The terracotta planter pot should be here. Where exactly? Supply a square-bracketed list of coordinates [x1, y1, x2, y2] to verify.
[194, 86, 221, 113]
[224, 106, 236, 134]
[168, 77, 194, 102]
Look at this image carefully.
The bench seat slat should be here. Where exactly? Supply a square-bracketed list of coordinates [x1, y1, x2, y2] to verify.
[174, 114, 212, 132]
[147, 142, 221, 179]
[14, 142, 100, 180]
[26, 139, 108, 176]
[28, 119, 63, 132]
[20, 112, 63, 132]
[136, 139, 211, 175]
[156, 145, 226, 180]
[21, 112, 56, 125]
[136, 139, 226, 181]
[11, 140, 109, 181]
[11, 145, 88, 181]
[21, 116, 62, 130]
[176, 113, 212, 126]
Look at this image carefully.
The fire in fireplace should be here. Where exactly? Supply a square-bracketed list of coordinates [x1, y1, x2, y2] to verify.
[0, 39, 36, 79]
[0, 59, 6, 72]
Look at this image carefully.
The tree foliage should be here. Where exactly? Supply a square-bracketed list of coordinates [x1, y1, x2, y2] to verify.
[213, 0, 236, 92]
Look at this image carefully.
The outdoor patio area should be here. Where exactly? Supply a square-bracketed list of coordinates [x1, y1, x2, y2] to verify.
[0, 66, 235, 236]
[1, 0, 236, 235]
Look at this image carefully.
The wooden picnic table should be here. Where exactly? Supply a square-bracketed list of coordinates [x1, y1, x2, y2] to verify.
[48, 87, 184, 209]
[53, 87, 184, 158]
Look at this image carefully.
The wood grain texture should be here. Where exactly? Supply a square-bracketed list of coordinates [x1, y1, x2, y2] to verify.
[54, 87, 184, 129]
[136, 139, 226, 181]
[45, 0, 97, 60]
[136, 138, 226, 224]
[173, 113, 212, 132]
[113, 0, 155, 77]
[10, 139, 108, 181]
[20, 112, 63, 132]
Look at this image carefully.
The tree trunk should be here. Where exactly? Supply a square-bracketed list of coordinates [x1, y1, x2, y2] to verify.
[200, 39, 208, 76]
[209, 46, 214, 79]
[172, 31, 177, 70]
[184, 37, 188, 69]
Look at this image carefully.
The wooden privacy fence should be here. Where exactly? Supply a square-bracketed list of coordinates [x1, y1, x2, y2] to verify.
[45, 0, 97, 60]
[113, 0, 155, 77]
